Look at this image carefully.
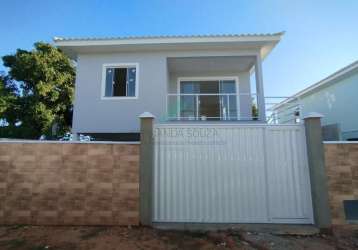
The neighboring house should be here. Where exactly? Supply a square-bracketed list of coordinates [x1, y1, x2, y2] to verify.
[54, 33, 283, 140]
[273, 60, 358, 141]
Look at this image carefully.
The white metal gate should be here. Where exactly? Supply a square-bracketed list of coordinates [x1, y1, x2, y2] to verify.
[153, 124, 314, 224]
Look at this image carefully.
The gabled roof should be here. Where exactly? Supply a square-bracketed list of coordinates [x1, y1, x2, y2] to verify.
[53, 32, 284, 60]
[273, 60, 358, 109]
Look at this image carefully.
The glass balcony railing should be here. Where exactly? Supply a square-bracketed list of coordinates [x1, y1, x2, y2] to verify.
[166, 93, 302, 123]
[166, 93, 259, 121]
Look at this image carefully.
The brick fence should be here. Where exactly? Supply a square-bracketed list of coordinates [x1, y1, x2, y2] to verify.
[324, 142, 358, 225]
[1, 138, 357, 227]
[0, 142, 139, 225]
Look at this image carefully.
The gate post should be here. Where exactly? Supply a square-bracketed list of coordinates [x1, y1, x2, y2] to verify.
[303, 112, 331, 229]
[139, 112, 155, 226]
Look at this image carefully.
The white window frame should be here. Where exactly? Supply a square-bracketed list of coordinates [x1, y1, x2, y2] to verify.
[101, 63, 139, 100]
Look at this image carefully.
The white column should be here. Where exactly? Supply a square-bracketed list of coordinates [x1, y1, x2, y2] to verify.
[255, 54, 266, 122]
[238, 72, 252, 120]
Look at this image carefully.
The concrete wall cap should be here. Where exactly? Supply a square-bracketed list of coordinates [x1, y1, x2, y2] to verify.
[303, 112, 324, 119]
[139, 112, 155, 118]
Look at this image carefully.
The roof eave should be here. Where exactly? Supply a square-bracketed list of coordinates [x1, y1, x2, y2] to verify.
[273, 60, 358, 110]
[54, 33, 284, 60]
[53, 32, 284, 44]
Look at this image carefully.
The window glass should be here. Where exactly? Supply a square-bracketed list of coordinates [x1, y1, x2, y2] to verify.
[104, 66, 137, 97]
[199, 81, 219, 93]
[219, 80, 236, 94]
[127, 67, 136, 97]
[105, 68, 114, 97]
[113, 68, 127, 96]
[180, 96, 197, 120]
[180, 82, 200, 94]
[178, 79, 238, 120]
[220, 80, 237, 120]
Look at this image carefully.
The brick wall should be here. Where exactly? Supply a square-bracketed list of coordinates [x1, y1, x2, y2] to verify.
[324, 143, 358, 225]
[0, 142, 139, 225]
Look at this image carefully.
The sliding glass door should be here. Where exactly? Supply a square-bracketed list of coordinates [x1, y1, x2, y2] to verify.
[179, 79, 238, 120]
[219, 80, 238, 120]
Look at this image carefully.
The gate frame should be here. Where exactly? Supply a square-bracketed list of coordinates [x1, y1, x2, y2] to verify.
[303, 113, 332, 229]
[139, 112, 155, 226]
[139, 112, 332, 229]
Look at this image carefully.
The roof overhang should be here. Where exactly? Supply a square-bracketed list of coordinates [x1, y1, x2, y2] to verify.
[168, 56, 256, 74]
[54, 33, 284, 60]
[273, 60, 358, 110]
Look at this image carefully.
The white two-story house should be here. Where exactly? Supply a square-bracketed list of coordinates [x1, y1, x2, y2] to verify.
[54, 33, 283, 140]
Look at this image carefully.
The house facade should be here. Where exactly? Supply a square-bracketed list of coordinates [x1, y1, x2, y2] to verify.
[54, 33, 283, 140]
[273, 60, 358, 141]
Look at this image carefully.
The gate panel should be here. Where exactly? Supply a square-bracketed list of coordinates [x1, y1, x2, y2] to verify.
[153, 124, 313, 224]
[266, 126, 313, 223]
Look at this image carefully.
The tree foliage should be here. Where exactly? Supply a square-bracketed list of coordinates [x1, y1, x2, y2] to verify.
[0, 75, 16, 116]
[252, 103, 258, 120]
[0, 42, 75, 139]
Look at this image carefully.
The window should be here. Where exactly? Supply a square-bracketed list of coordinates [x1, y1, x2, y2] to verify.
[102, 64, 138, 98]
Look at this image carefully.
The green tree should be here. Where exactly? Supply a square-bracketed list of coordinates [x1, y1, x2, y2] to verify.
[0, 74, 16, 117]
[1, 42, 75, 139]
[0, 74, 20, 138]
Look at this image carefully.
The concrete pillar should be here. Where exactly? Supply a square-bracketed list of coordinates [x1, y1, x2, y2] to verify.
[303, 112, 331, 229]
[139, 112, 155, 226]
[255, 54, 266, 122]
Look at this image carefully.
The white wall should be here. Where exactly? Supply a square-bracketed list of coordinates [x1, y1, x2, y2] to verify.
[299, 71, 358, 140]
[73, 52, 167, 133]
[73, 49, 260, 134]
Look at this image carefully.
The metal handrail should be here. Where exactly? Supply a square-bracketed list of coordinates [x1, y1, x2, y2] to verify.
[166, 93, 258, 121]
[265, 96, 301, 124]
[167, 93, 255, 96]
[166, 93, 301, 124]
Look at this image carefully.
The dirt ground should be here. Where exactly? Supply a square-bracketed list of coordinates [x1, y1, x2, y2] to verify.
[0, 225, 357, 250]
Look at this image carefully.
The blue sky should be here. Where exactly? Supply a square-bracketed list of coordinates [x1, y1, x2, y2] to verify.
[1, 0, 357, 96]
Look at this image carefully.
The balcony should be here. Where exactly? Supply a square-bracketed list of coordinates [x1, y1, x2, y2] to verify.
[167, 93, 258, 121]
[166, 94, 301, 123]
[167, 56, 266, 122]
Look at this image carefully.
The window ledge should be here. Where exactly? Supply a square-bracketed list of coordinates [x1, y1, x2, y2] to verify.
[101, 96, 138, 100]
